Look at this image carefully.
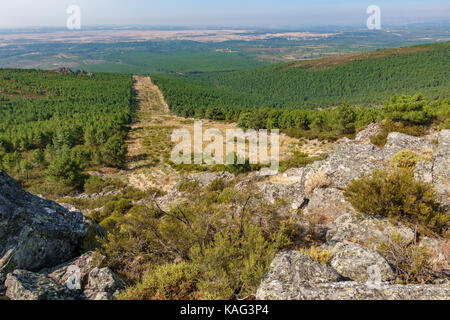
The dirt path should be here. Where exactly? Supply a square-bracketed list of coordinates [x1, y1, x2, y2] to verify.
[123, 76, 330, 191]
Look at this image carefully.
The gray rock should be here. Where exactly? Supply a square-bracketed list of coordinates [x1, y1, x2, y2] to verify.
[303, 188, 353, 226]
[330, 242, 395, 283]
[256, 251, 342, 300]
[414, 160, 434, 183]
[257, 281, 450, 300]
[383, 132, 431, 158]
[189, 171, 234, 186]
[5, 270, 77, 300]
[433, 130, 450, 207]
[326, 213, 415, 246]
[355, 123, 382, 142]
[83, 267, 125, 300]
[47, 251, 125, 300]
[0, 171, 89, 271]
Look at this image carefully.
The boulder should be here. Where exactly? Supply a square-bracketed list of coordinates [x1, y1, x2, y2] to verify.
[303, 188, 353, 226]
[257, 281, 450, 300]
[256, 251, 341, 300]
[5, 270, 76, 300]
[0, 171, 89, 271]
[46, 252, 125, 300]
[330, 242, 395, 283]
[326, 213, 415, 246]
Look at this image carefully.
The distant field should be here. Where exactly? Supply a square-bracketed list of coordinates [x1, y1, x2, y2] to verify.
[0, 25, 449, 74]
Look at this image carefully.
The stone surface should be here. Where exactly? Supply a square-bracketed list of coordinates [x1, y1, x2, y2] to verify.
[326, 213, 415, 246]
[0, 171, 89, 271]
[355, 123, 382, 142]
[256, 251, 342, 300]
[303, 188, 353, 225]
[5, 270, 76, 300]
[330, 242, 395, 283]
[46, 251, 125, 300]
[257, 281, 450, 300]
[433, 130, 450, 207]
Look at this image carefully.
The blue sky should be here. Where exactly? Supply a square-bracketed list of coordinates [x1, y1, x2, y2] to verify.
[0, 0, 449, 28]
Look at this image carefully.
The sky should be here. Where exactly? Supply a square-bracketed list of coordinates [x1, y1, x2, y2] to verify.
[0, 0, 449, 29]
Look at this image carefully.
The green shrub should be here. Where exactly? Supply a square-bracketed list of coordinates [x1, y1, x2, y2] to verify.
[390, 150, 420, 170]
[84, 175, 108, 194]
[189, 222, 289, 300]
[370, 120, 428, 147]
[177, 180, 199, 193]
[279, 151, 327, 172]
[208, 178, 225, 192]
[45, 146, 86, 188]
[300, 246, 332, 265]
[344, 169, 448, 235]
[118, 262, 200, 300]
[378, 232, 434, 284]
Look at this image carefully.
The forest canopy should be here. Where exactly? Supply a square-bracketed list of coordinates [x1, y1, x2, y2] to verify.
[0, 69, 133, 195]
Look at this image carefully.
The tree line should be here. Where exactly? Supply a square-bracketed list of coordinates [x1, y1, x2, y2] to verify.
[0, 69, 133, 194]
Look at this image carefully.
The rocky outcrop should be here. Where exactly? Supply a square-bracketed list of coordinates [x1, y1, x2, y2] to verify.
[258, 281, 450, 300]
[5, 270, 76, 300]
[326, 213, 415, 245]
[256, 250, 450, 300]
[46, 252, 125, 300]
[329, 242, 394, 283]
[257, 128, 450, 300]
[433, 130, 450, 207]
[256, 251, 342, 300]
[0, 171, 89, 271]
[4, 252, 125, 300]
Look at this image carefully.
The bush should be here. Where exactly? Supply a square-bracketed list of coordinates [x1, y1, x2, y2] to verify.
[45, 146, 85, 188]
[177, 180, 199, 193]
[98, 185, 293, 299]
[101, 135, 127, 168]
[189, 222, 289, 300]
[300, 246, 332, 265]
[84, 175, 108, 194]
[279, 151, 327, 172]
[118, 262, 200, 300]
[344, 169, 448, 235]
[370, 120, 428, 147]
[378, 232, 434, 284]
[208, 178, 225, 192]
[390, 150, 419, 170]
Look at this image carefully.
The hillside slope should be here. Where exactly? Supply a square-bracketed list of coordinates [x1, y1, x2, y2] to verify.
[154, 42, 449, 113]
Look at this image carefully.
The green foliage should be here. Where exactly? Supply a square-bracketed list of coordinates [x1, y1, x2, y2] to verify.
[190, 222, 288, 300]
[344, 169, 449, 235]
[300, 246, 332, 265]
[118, 262, 200, 300]
[0, 69, 132, 194]
[378, 232, 434, 284]
[154, 42, 449, 113]
[370, 119, 429, 147]
[382, 94, 434, 125]
[177, 180, 200, 193]
[279, 151, 327, 172]
[207, 178, 225, 192]
[390, 150, 420, 170]
[101, 135, 128, 168]
[97, 185, 294, 298]
[45, 146, 86, 188]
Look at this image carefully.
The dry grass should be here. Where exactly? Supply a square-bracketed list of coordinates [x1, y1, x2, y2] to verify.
[305, 170, 331, 196]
